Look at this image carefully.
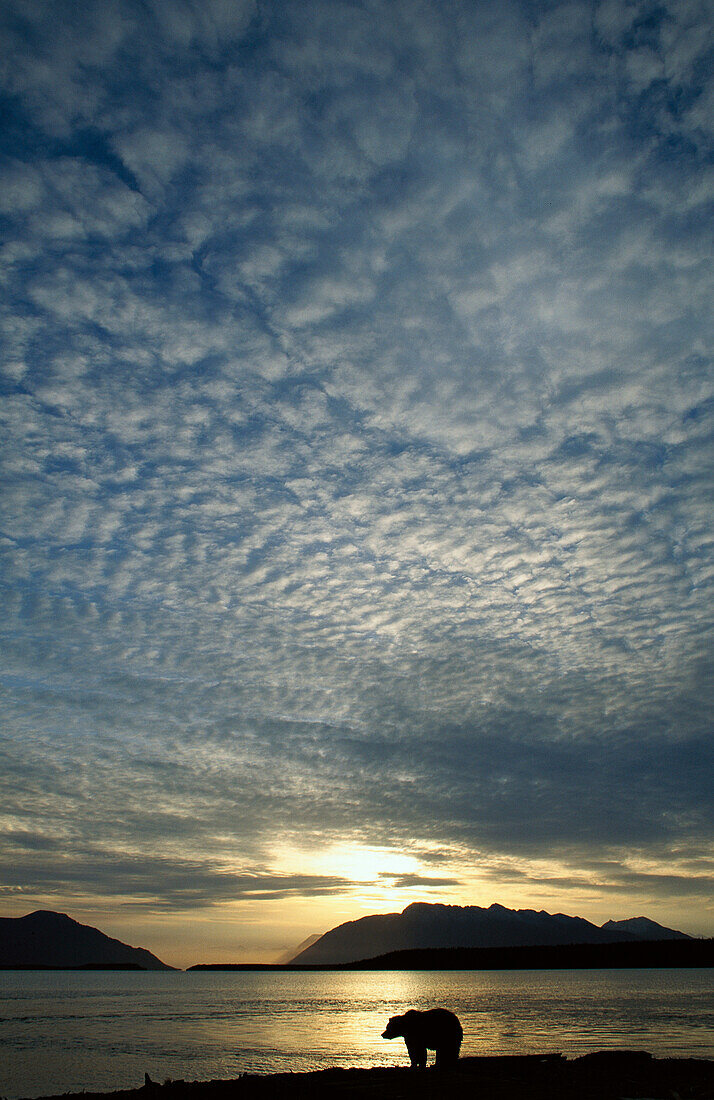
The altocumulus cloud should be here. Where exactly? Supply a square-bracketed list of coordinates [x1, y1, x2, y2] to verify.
[0, 0, 712, 933]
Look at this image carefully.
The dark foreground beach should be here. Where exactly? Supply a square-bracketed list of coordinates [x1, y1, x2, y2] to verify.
[25, 1052, 714, 1100]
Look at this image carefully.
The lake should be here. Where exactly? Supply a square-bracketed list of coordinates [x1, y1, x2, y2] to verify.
[1, 969, 712, 1098]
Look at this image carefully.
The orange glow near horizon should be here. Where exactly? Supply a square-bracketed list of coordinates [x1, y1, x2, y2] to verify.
[5, 843, 710, 970]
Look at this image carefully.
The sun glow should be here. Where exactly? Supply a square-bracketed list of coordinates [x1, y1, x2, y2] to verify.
[273, 840, 421, 890]
[318, 844, 420, 885]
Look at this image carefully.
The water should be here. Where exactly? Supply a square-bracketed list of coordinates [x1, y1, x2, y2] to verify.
[1, 969, 712, 1098]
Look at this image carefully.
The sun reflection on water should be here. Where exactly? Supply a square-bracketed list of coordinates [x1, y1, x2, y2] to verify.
[2, 969, 712, 1098]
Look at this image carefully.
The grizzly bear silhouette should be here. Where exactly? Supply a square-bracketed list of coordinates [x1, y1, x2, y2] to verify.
[382, 1008, 463, 1069]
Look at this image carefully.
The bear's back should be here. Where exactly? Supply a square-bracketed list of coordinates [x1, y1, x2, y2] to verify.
[405, 1008, 462, 1040]
[424, 1008, 462, 1036]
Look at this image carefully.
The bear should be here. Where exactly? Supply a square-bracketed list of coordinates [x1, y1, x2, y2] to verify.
[381, 1008, 463, 1069]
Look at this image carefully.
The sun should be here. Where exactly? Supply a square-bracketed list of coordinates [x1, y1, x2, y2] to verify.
[317, 843, 419, 885]
[273, 839, 420, 888]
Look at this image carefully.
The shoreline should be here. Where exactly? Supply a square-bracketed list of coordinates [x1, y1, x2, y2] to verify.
[188, 938, 714, 970]
[3, 938, 711, 972]
[20, 1052, 714, 1100]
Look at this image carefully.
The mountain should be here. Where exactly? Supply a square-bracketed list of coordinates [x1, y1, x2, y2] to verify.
[275, 933, 323, 964]
[289, 902, 690, 965]
[601, 916, 691, 941]
[0, 910, 174, 969]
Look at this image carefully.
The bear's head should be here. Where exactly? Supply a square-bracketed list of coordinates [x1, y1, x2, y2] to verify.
[381, 1014, 406, 1039]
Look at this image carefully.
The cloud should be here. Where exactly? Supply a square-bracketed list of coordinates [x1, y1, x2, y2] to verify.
[379, 873, 463, 890]
[0, 831, 352, 909]
[0, 0, 712, 937]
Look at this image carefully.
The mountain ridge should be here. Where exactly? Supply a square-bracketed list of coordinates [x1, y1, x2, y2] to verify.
[601, 915, 690, 940]
[0, 910, 174, 970]
[289, 901, 691, 965]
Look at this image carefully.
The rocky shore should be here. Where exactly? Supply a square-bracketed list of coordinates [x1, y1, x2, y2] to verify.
[23, 1052, 714, 1100]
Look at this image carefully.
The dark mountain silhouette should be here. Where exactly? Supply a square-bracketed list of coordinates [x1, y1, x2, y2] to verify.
[289, 902, 691, 965]
[600, 916, 690, 940]
[0, 910, 174, 969]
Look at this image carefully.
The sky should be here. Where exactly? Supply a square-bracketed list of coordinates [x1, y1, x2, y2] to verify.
[0, 0, 712, 968]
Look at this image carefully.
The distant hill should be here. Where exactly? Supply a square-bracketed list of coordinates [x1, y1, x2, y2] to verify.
[275, 933, 322, 964]
[0, 910, 174, 970]
[289, 902, 691, 965]
[601, 916, 690, 940]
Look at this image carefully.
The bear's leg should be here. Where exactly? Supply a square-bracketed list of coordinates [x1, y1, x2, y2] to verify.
[434, 1041, 459, 1069]
[405, 1040, 427, 1069]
